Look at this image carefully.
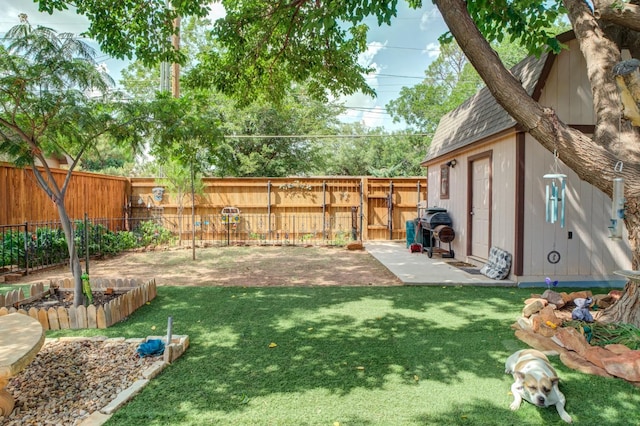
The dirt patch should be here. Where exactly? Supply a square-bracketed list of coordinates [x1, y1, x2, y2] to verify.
[7, 245, 402, 287]
[15, 289, 122, 311]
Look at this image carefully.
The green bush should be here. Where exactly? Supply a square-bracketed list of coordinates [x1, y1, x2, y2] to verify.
[1, 220, 175, 270]
[135, 221, 174, 246]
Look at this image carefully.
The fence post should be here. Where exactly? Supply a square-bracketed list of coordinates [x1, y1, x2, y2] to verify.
[267, 180, 272, 239]
[84, 213, 90, 275]
[388, 181, 394, 240]
[24, 222, 29, 276]
[359, 180, 364, 242]
[351, 207, 358, 241]
[322, 181, 327, 240]
[417, 181, 421, 217]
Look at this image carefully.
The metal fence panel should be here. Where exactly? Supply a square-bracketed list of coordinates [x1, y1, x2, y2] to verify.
[1, 213, 360, 277]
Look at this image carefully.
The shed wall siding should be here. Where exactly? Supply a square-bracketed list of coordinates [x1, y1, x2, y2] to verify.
[521, 135, 631, 282]
[538, 39, 595, 125]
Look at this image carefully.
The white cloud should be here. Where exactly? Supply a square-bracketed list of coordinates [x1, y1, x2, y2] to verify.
[208, 3, 226, 21]
[424, 42, 440, 59]
[420, 7, 442, 31]
[335, 41, 387, 127]
[361, 106, 386, 128]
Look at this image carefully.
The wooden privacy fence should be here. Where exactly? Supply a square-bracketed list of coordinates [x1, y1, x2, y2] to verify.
[1, 162, 427, 241]
[0, 278, 157, 330]
[131, 177, 427, 241]
[0, 162, 130, 224]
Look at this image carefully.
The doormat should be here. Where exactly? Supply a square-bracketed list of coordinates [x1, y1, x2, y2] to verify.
[447, 261, 484, 275]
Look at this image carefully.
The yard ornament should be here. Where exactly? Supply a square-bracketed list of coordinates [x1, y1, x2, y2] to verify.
[609, 161, 625, 240]
[544, 151, 566, 228]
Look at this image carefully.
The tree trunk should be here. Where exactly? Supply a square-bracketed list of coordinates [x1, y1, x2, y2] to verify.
[434, 0, 640, 327]
[597, 281, 640, 325]
[56, 201, 84, 307]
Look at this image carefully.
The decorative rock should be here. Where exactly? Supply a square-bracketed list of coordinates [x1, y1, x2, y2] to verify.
[522, 300, 544, 318]
[606, 344, 632, 354]
[583, 345, 614, 369]
[515, 317, 532, 331]
[560, 350, 612, 378]
[592, 293, 614, 308]
[538, 305, 561, 325]
[560, 292, 573, 304]
[601, 351, 640, 382]
[538, 323, 558, 338]
[541, 290, 565, 308]
[551, 327, 591, 357]
[515, 329, 564, 353]
[567, 290, 592, 301]
[514, 287, 639, 386]
[524, 297, 548, 307]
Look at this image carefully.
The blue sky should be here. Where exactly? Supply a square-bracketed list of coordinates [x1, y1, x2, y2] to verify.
[1, 1, 448, 131]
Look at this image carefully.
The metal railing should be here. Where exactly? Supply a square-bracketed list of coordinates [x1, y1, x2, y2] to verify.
[1, 213, 361, 277]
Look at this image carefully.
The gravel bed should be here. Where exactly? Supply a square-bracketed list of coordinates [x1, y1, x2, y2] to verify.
[1, 338, 159, 425]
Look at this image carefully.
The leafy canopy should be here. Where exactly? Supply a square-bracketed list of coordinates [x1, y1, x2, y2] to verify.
[0, 16, 115, 170]
[35, 0, 569, 104]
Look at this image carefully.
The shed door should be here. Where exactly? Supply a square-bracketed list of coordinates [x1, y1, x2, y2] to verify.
[469, 155, 491, 259]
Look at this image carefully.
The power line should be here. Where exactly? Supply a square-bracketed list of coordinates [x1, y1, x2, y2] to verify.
[376, 73, 425, 79]
[223, 133, 427, 139]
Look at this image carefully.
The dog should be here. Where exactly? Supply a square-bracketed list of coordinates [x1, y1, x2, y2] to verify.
[505, 349, 572, 423]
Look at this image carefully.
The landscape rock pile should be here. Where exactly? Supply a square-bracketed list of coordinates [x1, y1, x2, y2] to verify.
[512, 289, 640, 386]
[0, 337, 159, 425]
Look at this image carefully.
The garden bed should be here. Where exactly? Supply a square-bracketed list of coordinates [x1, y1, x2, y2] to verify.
[0, 278, 156, 330]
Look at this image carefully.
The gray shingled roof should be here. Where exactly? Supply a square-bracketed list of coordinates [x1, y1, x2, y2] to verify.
[422, 52, 551, 164]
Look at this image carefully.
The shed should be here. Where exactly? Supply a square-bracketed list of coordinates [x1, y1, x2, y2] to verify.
[421, 32, 631, 286]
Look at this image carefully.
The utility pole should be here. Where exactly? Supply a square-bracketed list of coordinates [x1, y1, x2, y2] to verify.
[160, 2, 180, 97]
[172, 16, 181, 98]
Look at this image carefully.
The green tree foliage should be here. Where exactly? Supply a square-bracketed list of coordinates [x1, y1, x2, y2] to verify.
[318, 123, 429, 177]
[119, 15, 214, 101]
[0, 16, 118, 306]
[36, 0, 420, 103]
[213, 89, 343, 177]
[80, 137, 137, 175]
[37, 0, 209, 66]
[387, 39, 529, 132]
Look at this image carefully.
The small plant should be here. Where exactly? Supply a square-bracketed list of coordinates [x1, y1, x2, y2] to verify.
[81, 272, 93, 304]
[333, 230, 349, 246]
[135, 221, 174, 246]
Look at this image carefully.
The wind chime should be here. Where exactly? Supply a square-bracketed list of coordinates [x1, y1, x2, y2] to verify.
[544, 150, 567, 228]
[609, 161, 625, 239]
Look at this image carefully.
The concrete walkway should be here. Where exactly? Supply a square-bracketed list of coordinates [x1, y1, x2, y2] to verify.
[365, 241, 515, 286]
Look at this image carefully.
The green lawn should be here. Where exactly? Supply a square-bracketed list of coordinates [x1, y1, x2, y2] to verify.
[47, 286, 639, 426]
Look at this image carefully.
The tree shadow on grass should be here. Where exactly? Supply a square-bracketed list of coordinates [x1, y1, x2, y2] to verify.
[100, 286, 639, 425]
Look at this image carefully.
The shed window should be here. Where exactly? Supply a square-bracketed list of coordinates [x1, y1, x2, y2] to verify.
[440, 165, 449, 199]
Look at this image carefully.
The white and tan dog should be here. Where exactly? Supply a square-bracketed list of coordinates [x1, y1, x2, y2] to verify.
[505, 349, 572, 423]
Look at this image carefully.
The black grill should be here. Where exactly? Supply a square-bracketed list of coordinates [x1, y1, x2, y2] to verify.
[420, 207, 452, 229]
[419, 207, 455, 258]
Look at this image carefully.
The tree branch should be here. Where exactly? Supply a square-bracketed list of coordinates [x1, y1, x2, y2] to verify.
[594, 0, 640, 32]
[433, 0, 628, 197]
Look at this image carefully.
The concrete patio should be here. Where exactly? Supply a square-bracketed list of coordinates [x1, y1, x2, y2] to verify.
[365, 241, 515, 286]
